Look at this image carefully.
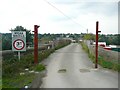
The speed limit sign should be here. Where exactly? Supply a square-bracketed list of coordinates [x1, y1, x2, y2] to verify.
[13, 39, 25, 50]
[12, 31, 26, 51]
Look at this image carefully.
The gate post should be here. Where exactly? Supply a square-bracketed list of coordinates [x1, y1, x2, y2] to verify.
[95, 21, 101, 68]
[34, 25, 40, 64]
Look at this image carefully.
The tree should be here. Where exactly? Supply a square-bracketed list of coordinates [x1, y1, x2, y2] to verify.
[83, 33, 95, 41]
[118, 34, 120, 45]
[2, 33, 12, 50]
[98, 34, 120, 45]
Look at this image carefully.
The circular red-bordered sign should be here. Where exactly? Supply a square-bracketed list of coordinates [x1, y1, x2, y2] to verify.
[13, 39, 25, 50]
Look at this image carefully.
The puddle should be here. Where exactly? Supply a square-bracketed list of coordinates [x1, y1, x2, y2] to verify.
[79, 68, 90, 73]
[58, 69, 67, 73]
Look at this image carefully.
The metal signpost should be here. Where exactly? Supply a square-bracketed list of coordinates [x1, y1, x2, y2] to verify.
[12, 31, 26, 60]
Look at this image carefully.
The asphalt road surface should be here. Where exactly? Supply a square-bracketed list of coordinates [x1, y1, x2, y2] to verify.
[40, 43, 118, 88]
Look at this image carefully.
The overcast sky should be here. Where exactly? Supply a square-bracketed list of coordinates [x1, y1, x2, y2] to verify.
[0, 0, 119, 34]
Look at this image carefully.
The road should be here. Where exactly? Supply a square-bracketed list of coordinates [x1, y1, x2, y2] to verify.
[40, 43, 118, 88]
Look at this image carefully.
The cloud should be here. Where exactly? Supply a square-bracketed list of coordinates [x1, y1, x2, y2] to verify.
[0, 0, 118, 34]
[78, 2, 118, 16]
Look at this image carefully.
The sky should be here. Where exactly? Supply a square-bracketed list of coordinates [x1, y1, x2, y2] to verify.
[0, 0, 119, 34]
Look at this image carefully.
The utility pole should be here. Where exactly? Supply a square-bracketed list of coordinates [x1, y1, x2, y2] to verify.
[95, 21, 101, 68]
[33, 25, 40, 64]
[87, 29, 88, 34]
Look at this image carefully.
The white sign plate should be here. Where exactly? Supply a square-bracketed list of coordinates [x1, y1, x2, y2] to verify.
[12, 31, 26, 51]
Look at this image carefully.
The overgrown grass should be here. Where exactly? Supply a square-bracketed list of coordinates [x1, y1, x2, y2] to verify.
[2, 40, 71, 88]
[80, 42, 120, 72]
[80, 42, 89, 53]
[2, 73, 35, 88]
[0, 79, 2, 90]
[2, 53, 37, 88]
[34, 64, 46, 72]
[38, 49, 55, 61]
[98, 56, 120, 71]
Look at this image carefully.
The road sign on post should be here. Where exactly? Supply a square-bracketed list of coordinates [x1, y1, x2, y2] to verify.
[12, 31, 26, 60]
[12, 31, 26, 51]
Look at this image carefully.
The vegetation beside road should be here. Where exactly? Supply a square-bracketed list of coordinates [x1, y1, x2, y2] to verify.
[3, 26, 120, 51]
[83, 33, 120, 45]
[81, 42, 120, 72]
[2, 40, 71, 88]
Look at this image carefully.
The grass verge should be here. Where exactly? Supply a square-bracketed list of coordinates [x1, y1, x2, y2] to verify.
[2, 73, 35, 88]
[34, 64, 46, 72]
[80, 42, 120, 72]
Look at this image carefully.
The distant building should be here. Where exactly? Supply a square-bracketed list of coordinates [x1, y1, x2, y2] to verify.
[109, 45, 117, 48]
[104, 45, 117, 50]
[93, 42, 106, 47]
[79, 39, 83, 42]
[66, 35, 69, 38]
[72, 40, 76, 43]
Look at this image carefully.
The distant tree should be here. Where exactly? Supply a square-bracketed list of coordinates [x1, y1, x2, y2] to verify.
[84, 33, 95, 41]
[98, 34, 120, 45]
[2, 33, 12, 50]
[118, 34, 120, 45]
[112, 34, 120, 45]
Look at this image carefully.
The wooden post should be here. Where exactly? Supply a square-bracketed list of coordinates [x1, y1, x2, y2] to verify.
[95, 21, 101, 68]
[95, 21, 99, 68]
[34, 25, 40, 64]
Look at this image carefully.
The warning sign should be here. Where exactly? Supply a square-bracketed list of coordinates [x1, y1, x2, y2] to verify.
[12, 31, 26, 51]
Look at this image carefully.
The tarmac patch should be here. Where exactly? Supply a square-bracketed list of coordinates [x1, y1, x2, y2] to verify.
[79, 68, 90, 73]
[58, 69, 67, 73]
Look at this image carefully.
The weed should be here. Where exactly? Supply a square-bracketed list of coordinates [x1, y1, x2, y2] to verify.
[34, 64, 46, 72]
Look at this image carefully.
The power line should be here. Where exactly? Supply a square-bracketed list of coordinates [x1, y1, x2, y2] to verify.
[43, 0, 87, 30]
